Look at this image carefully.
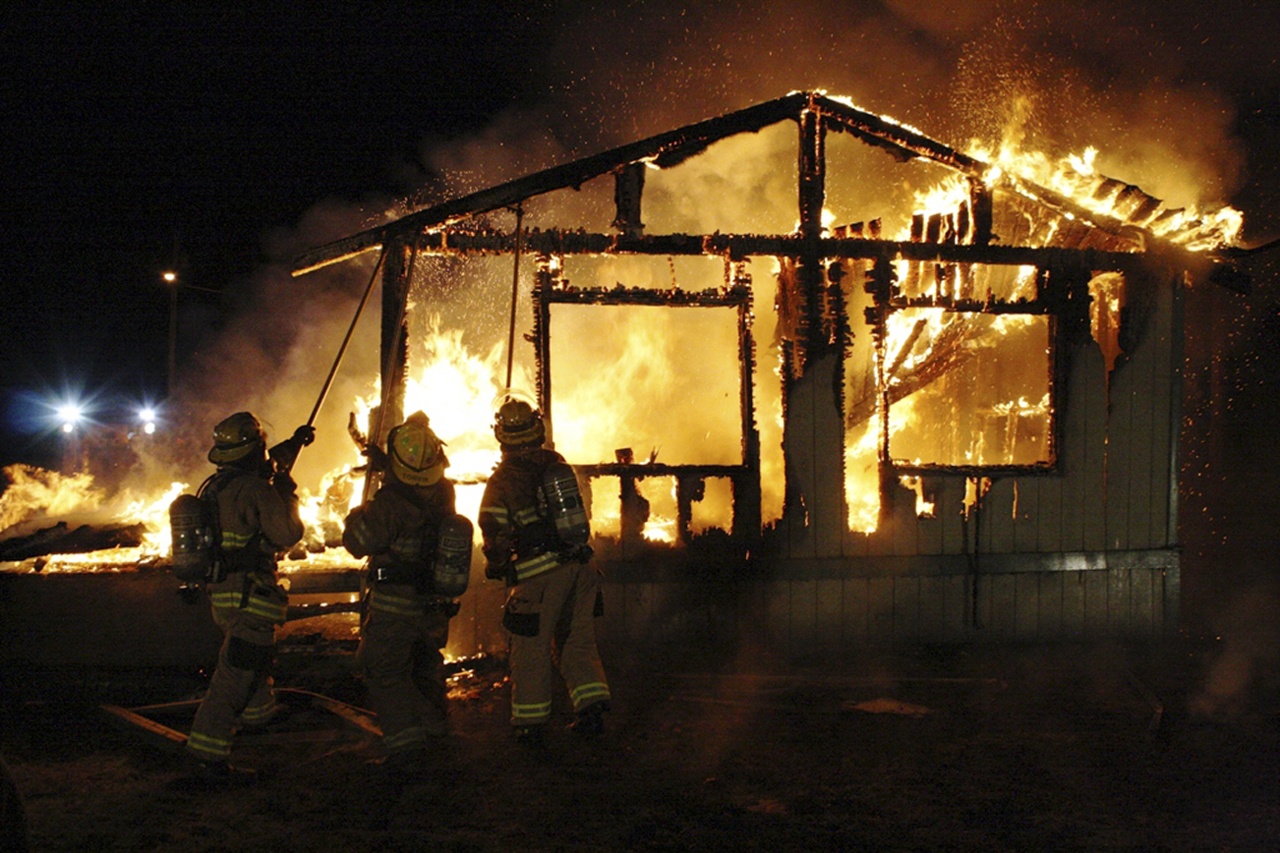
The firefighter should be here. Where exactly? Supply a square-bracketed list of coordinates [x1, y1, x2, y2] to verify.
[343, 411, 460, 774]
[184, 411, 310, 781]
[478, 398, 610, 745]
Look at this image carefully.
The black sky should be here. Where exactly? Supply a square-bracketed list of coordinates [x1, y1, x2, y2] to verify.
[1, 0, 1277, 466]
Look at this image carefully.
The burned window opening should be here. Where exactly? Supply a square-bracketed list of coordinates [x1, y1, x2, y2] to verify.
[532, 257, 761, 555]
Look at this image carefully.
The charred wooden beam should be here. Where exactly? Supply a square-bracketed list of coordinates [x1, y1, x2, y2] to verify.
[575, 462, 747, 479]
[401, 228, 1147, 273]
[539, 284, 751, 307]
[810, 94, 987, 176]
[612, 162, 646, 239]
[378, 239, 413, 443]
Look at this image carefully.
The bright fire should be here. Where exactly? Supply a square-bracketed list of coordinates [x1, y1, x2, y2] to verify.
[0, 99, 1247, 565]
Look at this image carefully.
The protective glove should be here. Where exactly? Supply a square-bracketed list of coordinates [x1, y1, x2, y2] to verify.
[362, 444, 389, 472]
[273, 470, 298, 499]
[292, 424, 316, 447]
[485, 559, 512, 581]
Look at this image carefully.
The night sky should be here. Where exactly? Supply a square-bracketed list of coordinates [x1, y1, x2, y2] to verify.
[2, 0, 1277, 470]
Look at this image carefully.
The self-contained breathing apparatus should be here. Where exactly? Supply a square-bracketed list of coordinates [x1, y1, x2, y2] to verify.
[497, 459, 593, 580]
[540, 460, 592, 562]
[368, 509, 474, 598]
[169, 483, 221, 584]
[433, 513, 474, 597]
[169, 419, 313, 585]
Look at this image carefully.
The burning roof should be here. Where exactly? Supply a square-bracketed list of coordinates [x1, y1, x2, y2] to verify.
[293, 91, 1246, 279]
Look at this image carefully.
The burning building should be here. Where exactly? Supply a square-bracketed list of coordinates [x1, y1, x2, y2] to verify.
[291, 91, 1251, 654]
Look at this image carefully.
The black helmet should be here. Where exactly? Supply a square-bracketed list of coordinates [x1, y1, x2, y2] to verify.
[493, 398, 545, 448]
[208, 411, 266, 464]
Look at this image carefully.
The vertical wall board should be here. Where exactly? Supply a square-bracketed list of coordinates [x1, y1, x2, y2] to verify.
[892, 576, 922, 640]
[867, 577, 896, 641]
[1107, 568, 1132, 637]
[843, 577, 870, 644]
[815, 578, 844, 655]
[1081, 345, 1109, 552]
[891, 489, 921, 557]
[1012, 478, 1041, 553]
[1106, 354, 1138, 552]
[1127, 324, 1157, 549]
[765, 580, 792, 651]
[1058, 343, 1097, 552]
[916, 515, 944, 556]
[865, 500, 895, 557]
[783, 368, 818, 560]
[917, 575, 957, 642]
[937, 478, 967, 555]
[623, 581, 652, 645]
[1014, 573, 1041, 639]
[1084, 570, 1110, 636]
[813, 355, 847, 557]
[737, 580, 768, 646]
[1147, 281, 1176, 549]
[1164, 565, 1176, 635]
[842, 527, 871, 559]
[1130, 568, 1156, 638]
[1038, 572, 1065, 639]
[789, 579, 819, 653]
[947, 575, 971, 640]
[981, 479, 1017, 554]
[598, 583, 629, 646]
[1062, 571, 1087, 638]
[1037, 472, 1064, 553]
[916, 575, 943, 641]
[985, 574, 1018, 639]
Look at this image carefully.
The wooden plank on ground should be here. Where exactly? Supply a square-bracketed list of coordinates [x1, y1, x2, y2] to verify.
[100, 704, 188, 753]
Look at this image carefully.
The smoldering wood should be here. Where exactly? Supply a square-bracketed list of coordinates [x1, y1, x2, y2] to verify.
[0, 522, 146, 561]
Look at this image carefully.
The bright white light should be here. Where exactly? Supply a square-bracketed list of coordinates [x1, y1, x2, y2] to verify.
[138, 407, 156, 422]
[143, 422, 156, 435]
[56, 403, 83, 429]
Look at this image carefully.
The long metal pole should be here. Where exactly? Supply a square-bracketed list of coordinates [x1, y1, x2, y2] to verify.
[307, 246, 387, 427]
[167, 282, 177, 400]
[505, 204, 524, 391]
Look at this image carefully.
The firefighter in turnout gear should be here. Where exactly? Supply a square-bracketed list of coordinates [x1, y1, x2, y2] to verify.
[479, 398, 610, 744]
[185, 411, 309, 780]
[343, 411, 463, 773]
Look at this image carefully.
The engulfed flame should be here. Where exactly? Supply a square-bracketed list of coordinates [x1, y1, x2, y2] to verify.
[0, 465, 187, 571]
[1, 98, 1248, 565]
[973, 142, 1243, 250]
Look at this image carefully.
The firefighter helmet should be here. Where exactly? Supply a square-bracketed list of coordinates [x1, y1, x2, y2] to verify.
[494, 398, 545, 448]
[387, 411, 446, 486]
[208, 411, 266, 465]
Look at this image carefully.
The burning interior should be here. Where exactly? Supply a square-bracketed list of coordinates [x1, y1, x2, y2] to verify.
[1, 91, 1255, 659]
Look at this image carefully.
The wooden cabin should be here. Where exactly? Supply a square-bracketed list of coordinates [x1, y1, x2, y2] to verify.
[295, 92, 1247, 655]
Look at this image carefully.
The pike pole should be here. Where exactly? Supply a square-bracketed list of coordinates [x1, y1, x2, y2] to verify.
[504, 203, 524, 394]
[307, 246, 388, 431]
[273, 246, 388, 477]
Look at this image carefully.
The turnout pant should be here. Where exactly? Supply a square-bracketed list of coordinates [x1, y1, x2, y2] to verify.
[186, 573, 287, 763]
[357, 583, 452, 755]
[504, 561, 610, 727]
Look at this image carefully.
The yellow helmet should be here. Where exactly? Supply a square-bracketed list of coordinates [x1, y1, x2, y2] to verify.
[388, 411, 446, 486]
[208, 411, 266, 464]
[494, 398, 545, 448]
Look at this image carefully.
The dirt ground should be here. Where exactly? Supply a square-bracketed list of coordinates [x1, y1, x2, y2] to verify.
[2, 635, 1279, 852]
